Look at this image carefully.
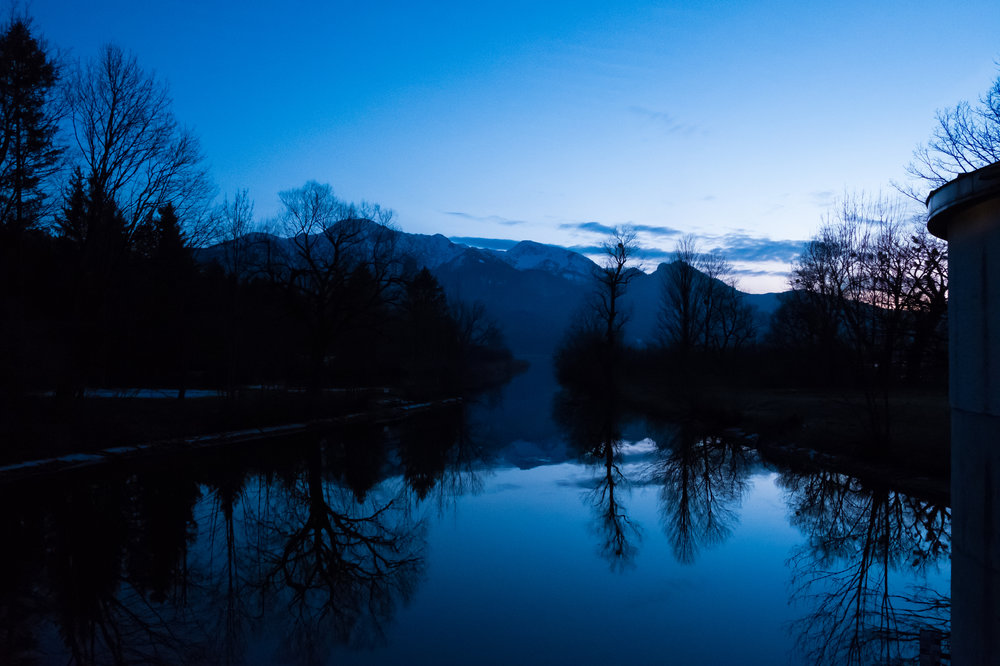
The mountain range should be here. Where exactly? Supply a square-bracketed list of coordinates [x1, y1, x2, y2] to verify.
[395, 231, 784, 355]
[202, 228, 786, 358]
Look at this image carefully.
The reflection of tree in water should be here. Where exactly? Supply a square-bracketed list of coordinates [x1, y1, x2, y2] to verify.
[201, 463, 258, 665]
[555, 390, 640, 572]
[200, 417, 484, 662]
[650, 427, 753, 564]
[781, 469, 951, 665]
[0, 498, 46, 661]
[326, 422, 389, 503]
[256, 443, 427, 659]
[187, 437, 435, 664]
[590, 436, 639, 570]
[6, 472, 208, 665]
[396, 408, 488, 510]
[0, 409, 482, 665]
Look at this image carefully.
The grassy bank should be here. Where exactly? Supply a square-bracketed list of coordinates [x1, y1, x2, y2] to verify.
[623, 380, 950, 479]
[0, 355, 528, 467]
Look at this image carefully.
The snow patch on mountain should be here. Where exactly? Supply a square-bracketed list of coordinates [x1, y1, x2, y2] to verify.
[487, 240, 597, 283]
[396, 232, 469, 269]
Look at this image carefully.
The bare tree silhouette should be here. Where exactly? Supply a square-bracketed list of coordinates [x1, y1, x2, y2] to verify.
[555, 389, 641, 571]
[648, 427, 752, 564]
[268, 182, 401, 393]
[781, 470, 950, 665]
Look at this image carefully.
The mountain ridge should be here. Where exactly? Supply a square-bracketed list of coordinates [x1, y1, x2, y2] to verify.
[199, 226, 787, 357]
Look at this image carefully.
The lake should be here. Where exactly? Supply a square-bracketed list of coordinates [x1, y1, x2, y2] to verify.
[0, 361, 950, 665]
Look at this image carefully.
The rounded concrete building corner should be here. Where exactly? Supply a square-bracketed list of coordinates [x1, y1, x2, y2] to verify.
[926, 160, 1000, 239]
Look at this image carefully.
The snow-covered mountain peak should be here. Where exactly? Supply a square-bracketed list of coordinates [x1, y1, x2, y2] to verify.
[396, 232, 468, 269]
[492, 240, 596, 282]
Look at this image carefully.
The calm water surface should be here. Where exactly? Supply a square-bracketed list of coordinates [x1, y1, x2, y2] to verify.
[0, 362, 950, 665]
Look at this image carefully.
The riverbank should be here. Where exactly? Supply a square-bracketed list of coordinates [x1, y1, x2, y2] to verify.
[623, 381, 950, 483]
[0, 393, 463, 486]
[0, 388, 456, 467]
[0, 357, 529, 467]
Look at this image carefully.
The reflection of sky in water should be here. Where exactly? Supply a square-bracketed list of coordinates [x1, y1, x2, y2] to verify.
[325, 457, 941, 666]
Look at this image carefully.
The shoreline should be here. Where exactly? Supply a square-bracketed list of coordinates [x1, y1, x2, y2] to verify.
[0, 395, 462, 487]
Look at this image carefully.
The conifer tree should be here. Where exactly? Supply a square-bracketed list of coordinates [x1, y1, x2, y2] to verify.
[0, 17, 61, 234]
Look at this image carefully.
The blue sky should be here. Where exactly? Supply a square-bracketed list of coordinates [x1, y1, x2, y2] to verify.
[26, 0, 1000, 292]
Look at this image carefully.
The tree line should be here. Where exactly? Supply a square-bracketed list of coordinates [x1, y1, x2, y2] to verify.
[0, 16, 510, 407]
[557, 204, 948, 396]
[554, 59, 1000, 447]
[558, 57, 1000, 407]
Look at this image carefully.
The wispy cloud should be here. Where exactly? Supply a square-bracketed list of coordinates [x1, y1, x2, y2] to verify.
[560, 221, 619, 235]
[633, 224, 683, 239]
[634, 247, 675, 263]
[452, 225, 803, 281]
[449, 236, 521, 250]
[568, 244, 674, 264]
[809, 190, 836, 207]
[445, 211, 526, 226]
[628, 105, 700, 136]
[566, 244, 605, 255]
[568, 224, 804, 267]
[731, 267, 791, 279]
[712, 234, 806, 264]
[559, 220, 682, 239]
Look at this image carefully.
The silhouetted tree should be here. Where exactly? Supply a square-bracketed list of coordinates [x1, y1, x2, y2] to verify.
[596, 225, 640, 350]
[712, 280, 758, 351]
[214, 188, 257, 280]
[451, 299, 503, 352]
[783, 193, 948, 443]
[270, 181, 400, 393]
[0, 15, 62, 234]
[556, 226, 640, 391]
[903, 67, 1000, 196]
[400, 267, 460, 393]
[65, 44, 211, 244]
[140, 203, 196, 395]
[405, 267, 449, 322]
[658, 235, 755, 355]
[54, 166, 88, 241]
[0, 15, 62, 403]
[56, 174, 131, 393]
[659, 236, 703, 353]
[213, 189, 257, 397]
[903, 225, 948, 382]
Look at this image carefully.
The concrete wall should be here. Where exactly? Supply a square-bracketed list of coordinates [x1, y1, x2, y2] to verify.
[927, 163, 1000, 664]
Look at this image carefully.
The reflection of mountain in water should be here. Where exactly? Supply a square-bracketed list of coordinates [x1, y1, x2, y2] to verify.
[468, 357, 571, 468]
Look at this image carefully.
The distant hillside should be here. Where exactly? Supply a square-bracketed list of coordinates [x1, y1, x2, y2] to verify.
[433, 246, 589, 356]
[198, 229, 788, 358]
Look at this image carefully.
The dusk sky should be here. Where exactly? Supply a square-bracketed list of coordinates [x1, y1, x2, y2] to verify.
[27, 0, 1000, 292]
